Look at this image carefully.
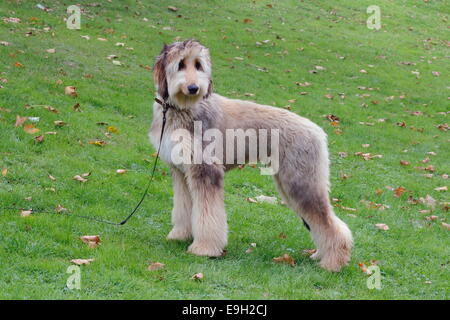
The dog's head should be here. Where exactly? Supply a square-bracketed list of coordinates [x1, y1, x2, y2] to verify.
[153, 39, 212, 108]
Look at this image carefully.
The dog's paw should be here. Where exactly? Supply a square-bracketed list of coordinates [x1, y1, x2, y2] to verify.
[318, 250, 350, 272]
[310, 250, 322, 261]
[167, 228, 192, 241]
[187, 242, 224, 257]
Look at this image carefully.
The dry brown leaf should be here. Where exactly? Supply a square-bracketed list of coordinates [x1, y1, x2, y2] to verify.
[255, 195, 277, 204]
[15, 115, 27, 127]
[23, 124, 39, 134]
[54, 120, 66, 127]
[80, 235, 101, 248]
[442, 223, 450, 231]
[20, 209, 32, 217]
[273, 253, 296, 267]
[116, 169, 127, 174]
[44, 105, 59, 113]
[71, 258, 94, 265]
[55, 204, 67, 213]
[148, 262, 165, 271]
[400, 160, 410, 166]
[1, 168, 7, 176]
[73, 175, 88, 183]
[191, 272, 204, 280]
[34, 135, 44, 143]
[64, 86, 77, 97]
[302, 249, 317, 256]
[394, 186, 406, 198]
[434, 186, 447, 192]
[375, 223, 389, 231]
[243, 18, 253, 24]
[107, 126, 119, 133]
[245, 197, 257, 203]
[167, 6, 178, 12]
[89, 140, 106, 147]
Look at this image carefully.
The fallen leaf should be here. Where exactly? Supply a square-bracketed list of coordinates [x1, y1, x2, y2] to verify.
[243, 18, 253, 24]
[394, 186, 406, 198]
[302, 249, 317, 256]
[15, 115, 28, 127]
[434, 186, 447, 192]
[70, 258, 94, 265]
[64, 86, 77, 97]
[15, 62, 24, 68]
[116, 169, 127, 174]
[191, 272, 204, 280]
[20, 209, 32, 217]
[54, 120, 66, 127]
[23, 124, 39, 134]
[1, 168, 7, 176]
[255, 195, 277, 204]
[48, 174, 56, 181]
[358, 262, 370, 274]
[55, 204, 67, 213]
[273, 254, 296, 267]
[375, 223, 389, 231]
[34, 135, 44, 143]
[400, 160, 410, 166]
[3, 17, 21, 23]
[73, 175, 88, 183]
[46, 48, 55, 53]
[148, 262, 165, 271]
[107, 126, 119, 133]
[80, 235, 101, 248]
[168, 6, 178, 12]
[442, 223, 450, 231]
[88, 140, 107, 147]
[44, 105, 59, 113]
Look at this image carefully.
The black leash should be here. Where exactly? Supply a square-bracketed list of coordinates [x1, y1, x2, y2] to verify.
[1, 98, 171, 226]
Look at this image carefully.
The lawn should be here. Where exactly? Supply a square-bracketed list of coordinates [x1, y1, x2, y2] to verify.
[0, 0, 448, 299]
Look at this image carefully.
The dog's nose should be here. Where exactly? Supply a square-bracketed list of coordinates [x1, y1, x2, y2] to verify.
[187, 84, 199, 95]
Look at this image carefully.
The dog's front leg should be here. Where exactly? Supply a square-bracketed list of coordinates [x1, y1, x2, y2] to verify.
[186, 164, 227, 257]
[167, 167, 193, 241]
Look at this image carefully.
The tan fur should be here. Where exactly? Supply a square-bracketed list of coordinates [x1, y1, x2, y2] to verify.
[149, 40, 352, 271]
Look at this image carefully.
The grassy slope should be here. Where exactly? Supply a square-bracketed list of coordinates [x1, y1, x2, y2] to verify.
[0, 0, 448, 299]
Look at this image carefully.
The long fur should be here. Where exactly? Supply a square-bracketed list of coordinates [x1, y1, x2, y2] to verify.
[149, 39, 352, 271]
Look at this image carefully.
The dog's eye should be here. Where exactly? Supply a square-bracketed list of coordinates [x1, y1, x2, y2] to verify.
[178, 60, 185, 70]
[195, 61, 203, 71]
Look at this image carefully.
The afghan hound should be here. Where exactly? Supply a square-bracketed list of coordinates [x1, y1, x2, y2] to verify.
[149, 39, 352, 272]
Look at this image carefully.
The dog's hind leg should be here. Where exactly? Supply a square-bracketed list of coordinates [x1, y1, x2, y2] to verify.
[185, 164, 227, 257]
[167, 167, 193, 241]
[275, 133, 352, 272]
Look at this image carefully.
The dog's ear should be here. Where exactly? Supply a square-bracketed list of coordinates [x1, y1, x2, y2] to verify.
[204, 79, 213, 99]
[153, 47, 169, 100]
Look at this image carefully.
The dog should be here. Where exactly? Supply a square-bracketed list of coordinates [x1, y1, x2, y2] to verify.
[149, 39, 352, 272]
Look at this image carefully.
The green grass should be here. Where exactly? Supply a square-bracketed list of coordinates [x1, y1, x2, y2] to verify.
[0, 0, 448, 299]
